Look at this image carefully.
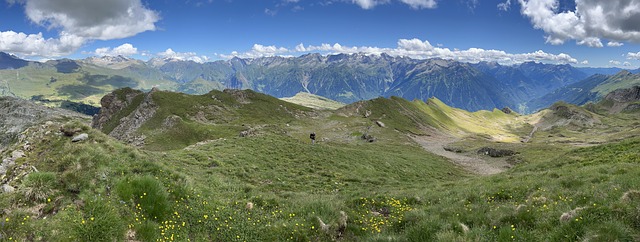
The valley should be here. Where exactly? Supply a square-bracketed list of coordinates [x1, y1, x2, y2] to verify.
[3, 52, 639, 115]
[3, 0, 640, 240]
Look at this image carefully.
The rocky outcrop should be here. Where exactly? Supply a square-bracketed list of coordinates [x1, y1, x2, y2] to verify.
[224, 89, 251, 104]
[602, 86, 640, 113]
[0, 96, 87, 151]
[1, 107, 86, 194]
[105, 88, 159, 146]
[91, 87, 144, 130]
[536, 103, 602, 131]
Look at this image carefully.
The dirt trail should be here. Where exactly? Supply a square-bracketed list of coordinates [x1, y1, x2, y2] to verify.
[411, 133, 505, 175]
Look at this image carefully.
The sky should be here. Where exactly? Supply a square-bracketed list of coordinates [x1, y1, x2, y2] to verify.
[1, 0, 640, 68]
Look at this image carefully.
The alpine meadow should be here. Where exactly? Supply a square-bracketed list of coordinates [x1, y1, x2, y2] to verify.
[2, 0, 640, 241]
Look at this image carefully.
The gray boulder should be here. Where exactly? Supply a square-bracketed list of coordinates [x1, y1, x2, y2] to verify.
[72, 133, 89, 142]
[1, 184, 14, 193]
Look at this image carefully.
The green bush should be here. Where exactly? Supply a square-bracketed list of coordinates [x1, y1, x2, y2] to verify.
[69, 198, 127, 242]
[21, 172, 57, 203]
[136, 220, 160, 241]
[116, 175, 170, 222]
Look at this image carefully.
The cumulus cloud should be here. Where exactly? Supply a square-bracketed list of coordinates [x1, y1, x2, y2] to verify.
[220, 38, 578, 65]
[350, 0, 436, 9]
[580, 60, 589, 65]
[93, 43, 138, 56]
[517, 0, 640, 47]
[0, 31, 85, 57]
[627, 51, 640, 60]
[0, 0, 159, 57]
[577, 37, 603, 48]
[609, 60, 622, 66]
[219, 44, 292, 59]
[24, 0, 159, 40]
[607, 41, 624, 47]
[158, 48, 209, 63]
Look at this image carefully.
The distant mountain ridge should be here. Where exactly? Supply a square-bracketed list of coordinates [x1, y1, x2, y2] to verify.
[0, 51, 637, 113]
[527, 71, 640, 112]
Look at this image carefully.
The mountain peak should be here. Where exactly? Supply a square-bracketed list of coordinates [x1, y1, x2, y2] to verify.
[613, 70, 633, 77]
[83, 55, 141, 69]
[0, 51, 29, 69]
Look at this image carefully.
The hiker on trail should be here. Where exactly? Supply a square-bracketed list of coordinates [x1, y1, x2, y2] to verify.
[310, 132, 316, 145]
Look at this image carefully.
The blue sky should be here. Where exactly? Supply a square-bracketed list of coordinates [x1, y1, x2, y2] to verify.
[1, 0, 640, 68]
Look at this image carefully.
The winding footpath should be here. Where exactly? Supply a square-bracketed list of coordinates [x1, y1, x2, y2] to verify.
[411, 133, 505, 175]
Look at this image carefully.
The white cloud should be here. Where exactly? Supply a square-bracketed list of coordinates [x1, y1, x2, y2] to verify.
[158, 48, 209, 63]
[581, 60, 589, 65]
[264, 8, 278, 16]
[627, 51, 640, 60]
[1, 0, 159, 57]
[577, 37, 603, 48]
[517, 0, 640, 47]
[93, 43, 138, 56]
[220, 38, 578, 65]
[610, 60, 622, 66]
[219, 44, 292, 59]
[497, 0, 511, 11]
[0, 30, 84, 57]
[607, 41, 624, 47]
[624, 61, 632, 66]
[24, 0, 159, 40]
[351, 0, 388, 9]
[350, 0, 436, 9]
[398, 0, 437, 9]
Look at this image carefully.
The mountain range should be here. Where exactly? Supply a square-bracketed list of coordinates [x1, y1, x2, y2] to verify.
[1, 51, 640, 114]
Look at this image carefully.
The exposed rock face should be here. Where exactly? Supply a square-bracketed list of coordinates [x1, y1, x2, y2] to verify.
[536, 103, 602, 131]
[0, 150, 25, 178]
[605, 86, 640, 102]
[162, 115, 183, 129]
[105, 88, 159, 146]
[0, 99, 86, 190]
[602, 86, 640, 113]
[91, 88, 144, 130]
[501, 107, 513, 114]
[224, 89, 251, 104]
[0, 96, 87, 150]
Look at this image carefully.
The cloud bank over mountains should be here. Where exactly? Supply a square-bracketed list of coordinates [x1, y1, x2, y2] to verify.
[219, 38, 578, 65]
[1, 0, 638, 67]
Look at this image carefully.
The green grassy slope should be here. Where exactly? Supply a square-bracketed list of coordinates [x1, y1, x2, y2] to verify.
[3, 91, 640, 241]
[112, 89, 313, 150]
[591, 71, 640, 97]
[0, 117, 465, 241]
[340, 96, 527, 142]
[0, 63, 176, 108]
[2, 112, 639, 241]
[280, 92, 346, 110]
